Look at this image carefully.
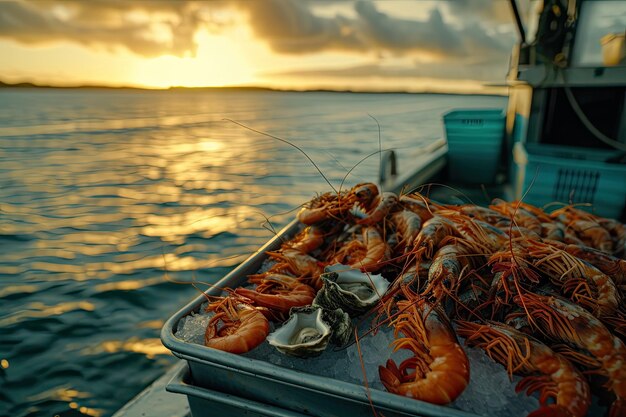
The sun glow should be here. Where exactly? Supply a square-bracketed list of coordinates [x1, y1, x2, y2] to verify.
[132, 31, 254, 88]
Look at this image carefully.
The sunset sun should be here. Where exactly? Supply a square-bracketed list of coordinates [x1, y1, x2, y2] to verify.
[133, 32, 255, 88]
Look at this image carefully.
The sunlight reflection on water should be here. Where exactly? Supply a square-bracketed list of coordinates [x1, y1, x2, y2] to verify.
[0, 89, 505, 416]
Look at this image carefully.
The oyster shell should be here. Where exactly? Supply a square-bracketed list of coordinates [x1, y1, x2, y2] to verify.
[314, 263, 390, 317]
[266, 306, 331, 357]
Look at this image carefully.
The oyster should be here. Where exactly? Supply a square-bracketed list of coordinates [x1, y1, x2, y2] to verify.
[314, 263, 390, 317]
[266, 306, 332, 357]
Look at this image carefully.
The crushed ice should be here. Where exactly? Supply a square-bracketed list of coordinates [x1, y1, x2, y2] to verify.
[175, 309, 547, 415]
[175, 310, 213, 346]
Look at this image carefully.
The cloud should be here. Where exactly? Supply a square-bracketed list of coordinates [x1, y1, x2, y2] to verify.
[265, 57, 508, 83]
[0, 0, 211, 57]
[0, 0, 515, 65]
[237, 0, 514, 60]
[234, 0, 364, 54]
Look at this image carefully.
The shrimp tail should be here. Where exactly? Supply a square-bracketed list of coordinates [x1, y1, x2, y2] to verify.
[378, 359, 402, 391]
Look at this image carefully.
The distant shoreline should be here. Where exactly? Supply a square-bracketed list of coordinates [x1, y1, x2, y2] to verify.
[0, 80, 507, 97]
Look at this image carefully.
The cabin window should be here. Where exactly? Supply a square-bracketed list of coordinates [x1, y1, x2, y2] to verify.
[572, 0, 626, 67]
[540, 87, 625, 148]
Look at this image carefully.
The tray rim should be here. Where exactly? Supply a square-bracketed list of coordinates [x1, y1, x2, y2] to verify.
[166, 362, 309, 417]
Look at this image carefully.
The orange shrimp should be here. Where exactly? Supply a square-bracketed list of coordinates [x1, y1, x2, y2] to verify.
[456, 204, 511, 226]
[523, 239, 620, 317]
[351, 182, 379, 210]
[445, 214, 509, 253]
[297, 191, 355, 225]
[597, 217, 626, 257]
[285, 225, 325, 254]
[423, 237, 477, 301]
[568, 220, 613, 254]
[356, 192, 398, 226]
[513, 292, 626, 417]
[330, 226, 388, 272]
[267, 248, 325, 290]
[411, 216, 459, 260]
[541, 221, 566, 241]
[356, 226, 389, 272]
[512, 201, 554, 223]
[550, 206, 614, 253]
[378, 292, 469, 405]
[486, 247, 539, 311]
[490, 199, 543, 236]
[546, 240, 626, 286]
[204, 298, 269, 354]
[234, 273, 315, 314]
[457, 320, 590, 417]
[399, 194, 435, 222]
[391, 209, 423, 251]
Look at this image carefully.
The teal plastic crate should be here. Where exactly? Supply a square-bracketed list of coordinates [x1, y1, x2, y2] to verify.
[443, 109, 505, 184]
[521, 150, 626, 219]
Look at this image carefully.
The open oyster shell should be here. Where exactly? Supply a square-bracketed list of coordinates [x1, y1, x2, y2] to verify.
[314, 263, 390, 317]
[266, 306, 332, 357]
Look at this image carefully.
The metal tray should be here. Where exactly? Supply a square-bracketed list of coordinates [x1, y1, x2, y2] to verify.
[167, 363, 309, 417]
[161, 219, 478, 417]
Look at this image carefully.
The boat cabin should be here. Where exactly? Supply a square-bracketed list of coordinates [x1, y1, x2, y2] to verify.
[385, 0, 626, 220]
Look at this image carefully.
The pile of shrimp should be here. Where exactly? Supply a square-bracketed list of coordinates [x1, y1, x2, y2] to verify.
[201, 182, 626, 417]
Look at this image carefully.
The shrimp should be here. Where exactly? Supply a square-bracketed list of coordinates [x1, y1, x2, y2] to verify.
[351, 182, 379, 211]
[411, 216, 459, 261]
[490, 199, 543, 236]
[597, 217, 626, 257]
[204, 298, 269, 354]
[356, 192, 398, 226]
[448, 215, 509, 253]
[486, 247, 540, 314]
[267, 249, 324, 289]
[423, 237, 478, 301]
[297, 191, 355, 225]
[568, 220, 613, 254]
[235, 273, 315, 314]
[524, 239, 620, 317]
[398, 194, 435, 222]
[285, 225, 325, 254]
[391, 209, 423, 251]
[332, 226, 388, 272]
[378, 291, 469, 404]
[457, 320, 590, 417]
[550, 207, 614, 253]
[512, 201, 554, 223]
[512, 292, 626, 417]
[457, 204, 511, 226]
[357, 226, 389, 272]
[542, 221, 566, 241]
[546, 240, 626, 286]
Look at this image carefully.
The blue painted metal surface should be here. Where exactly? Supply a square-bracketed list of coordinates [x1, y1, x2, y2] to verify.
[443, 109, 506, 185]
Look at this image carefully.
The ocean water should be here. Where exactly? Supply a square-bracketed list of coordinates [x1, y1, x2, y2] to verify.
[0, 88, 506, 417]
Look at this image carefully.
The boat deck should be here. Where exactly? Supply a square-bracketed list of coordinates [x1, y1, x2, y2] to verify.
[112, 362, 189, 417]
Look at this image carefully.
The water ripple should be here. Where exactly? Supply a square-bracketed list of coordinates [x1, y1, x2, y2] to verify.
[0, 89, 506, 416]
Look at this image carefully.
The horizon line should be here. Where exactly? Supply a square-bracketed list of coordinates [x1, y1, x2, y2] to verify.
[0, 80, 509, 96]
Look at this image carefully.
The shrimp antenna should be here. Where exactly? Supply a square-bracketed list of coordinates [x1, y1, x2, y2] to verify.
[367, 113, 383, 192]
[224, 118, 337, 194]
[354, 327, 382, 417]
[338, 149, 391, 193]
[252, 209, 281, 237]
[412, 182, 476, 206]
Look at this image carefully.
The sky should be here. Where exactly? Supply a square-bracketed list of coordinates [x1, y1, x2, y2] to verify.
[0, 0, 520, 93]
